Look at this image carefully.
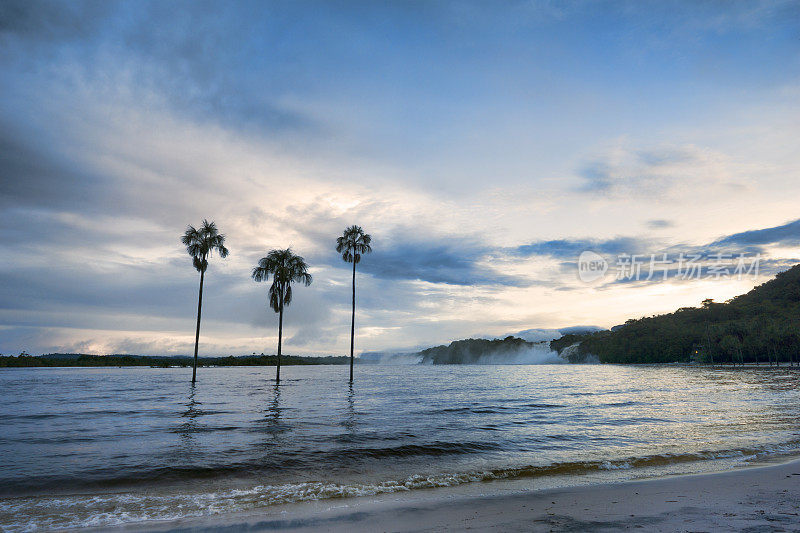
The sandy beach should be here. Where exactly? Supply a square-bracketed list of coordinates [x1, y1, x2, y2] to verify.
[121, 457, 800, 532]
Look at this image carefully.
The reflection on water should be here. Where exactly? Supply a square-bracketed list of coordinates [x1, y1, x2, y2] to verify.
[178, 384, 200, 450]
[264, 384, 285, 438]
[0, 365, 798, 530]
[343, 382, 357, 435]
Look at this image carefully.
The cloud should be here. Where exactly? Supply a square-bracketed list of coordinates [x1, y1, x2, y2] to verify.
[361, 239, 530, 287]
[576, 143, 745, 198]
[647, 219, 674, 229]
[710, 218, 800, 248]
[0, 0, 108, 42]
[505, 219, 800, 289]
[513, 237, 650, 259]
[0, 123, 109, 211]
[247, 198, 533, 287]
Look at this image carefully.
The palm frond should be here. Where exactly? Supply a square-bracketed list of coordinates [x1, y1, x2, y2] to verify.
[193, 256, 206, 272]
[268, 281, 281, 313]
[337, 225, 372, 263]
[284, 283, 292, 306]
[253, 248, 312, 312]
[182, 219, 228, 272]
[251, 265, 269, 282]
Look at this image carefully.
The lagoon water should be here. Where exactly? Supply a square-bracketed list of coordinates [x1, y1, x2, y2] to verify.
[1, 364, 799, 530]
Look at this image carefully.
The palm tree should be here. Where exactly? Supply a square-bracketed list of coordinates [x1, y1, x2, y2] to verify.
[336, 226, 372, 382]
[252, 248, 312, 383]
[181, 220, 229, 383]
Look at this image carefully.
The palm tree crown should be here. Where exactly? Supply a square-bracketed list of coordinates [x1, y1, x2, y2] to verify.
[336, 225, 372, 263]
[181, 219, 229, 271]
[252, 248, 313, 312]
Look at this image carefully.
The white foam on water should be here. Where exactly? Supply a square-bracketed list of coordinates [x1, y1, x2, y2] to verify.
[3, 443, 799, 532]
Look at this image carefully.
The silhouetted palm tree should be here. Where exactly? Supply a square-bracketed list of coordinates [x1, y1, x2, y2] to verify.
[181, 220, 229, 383]
[252, 249, 312, 383]
[336, 226, 372, 382]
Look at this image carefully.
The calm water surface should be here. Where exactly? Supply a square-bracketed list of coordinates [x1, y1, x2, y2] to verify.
[1, 365, 799, 530]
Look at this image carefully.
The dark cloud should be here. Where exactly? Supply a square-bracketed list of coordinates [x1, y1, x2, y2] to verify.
[254, 200, 534, 287]
[0, 123, 108, 211]
[513, 236, 649, 259]
[0, 263, 198, 319]
[1, 0, 320, 139]
[0, 0, 108, 42]
[507, 219, 800, 291]
[513, 218, 800, 264]
[361, 240, 529, 287]
[710, 218, 800, 248]
[577, 161, 613, 193]
[647, 219, 674, 229]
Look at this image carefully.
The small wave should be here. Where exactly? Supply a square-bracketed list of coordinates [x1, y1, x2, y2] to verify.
[424, 403, 560, 415]
[602, 401, 644, 407]
[599, 417, 674, 426]
[168, 425, 242, 434]
[0, 413, 61, 421]
[349, 440, 503, 458]
[4, 443, 799, 531]
[0, 440, 505, 496]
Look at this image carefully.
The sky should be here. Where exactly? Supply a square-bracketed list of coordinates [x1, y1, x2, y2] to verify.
[1, 0, 799, 356]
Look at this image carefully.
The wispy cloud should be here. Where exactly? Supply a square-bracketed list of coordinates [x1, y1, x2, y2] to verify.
[576, 143, 746, 198]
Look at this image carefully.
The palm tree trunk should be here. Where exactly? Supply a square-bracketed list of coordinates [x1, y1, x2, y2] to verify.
[277, 291, 283, 383]
[192, 266, 205, 384]
[350, 258, 356, 383]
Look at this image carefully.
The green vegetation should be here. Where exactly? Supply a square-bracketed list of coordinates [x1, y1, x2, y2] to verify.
[550, 265, 800, 365]
[336, 225, 372, 383]
[418, 336, 534, 364]
[0, 353, 349, 368]
[252, 248, 313, 383]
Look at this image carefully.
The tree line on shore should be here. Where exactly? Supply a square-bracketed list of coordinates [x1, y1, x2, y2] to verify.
[182, 220, 371, 384]
[551, 264, 800, 365]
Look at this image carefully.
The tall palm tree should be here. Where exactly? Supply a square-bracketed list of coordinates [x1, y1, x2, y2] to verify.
[181, 220, 229, 383]
[252, 248, 312, 383]
[336, 226, 372, 383]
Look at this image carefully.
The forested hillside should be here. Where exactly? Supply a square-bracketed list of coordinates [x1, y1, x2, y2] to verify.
[418, 336, 534, 364]
[551, 265, 800, 364]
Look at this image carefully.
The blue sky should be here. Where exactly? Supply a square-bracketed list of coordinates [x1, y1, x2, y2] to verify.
[1, 1, 799, 355]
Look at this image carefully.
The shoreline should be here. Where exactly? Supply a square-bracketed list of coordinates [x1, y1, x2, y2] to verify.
[113, 456, 800, 532]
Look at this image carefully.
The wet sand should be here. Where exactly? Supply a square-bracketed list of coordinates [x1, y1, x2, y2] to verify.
[131, 457, 800, 532]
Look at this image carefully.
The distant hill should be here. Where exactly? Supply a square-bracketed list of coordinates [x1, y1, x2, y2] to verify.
[550, 264, 800, 364]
